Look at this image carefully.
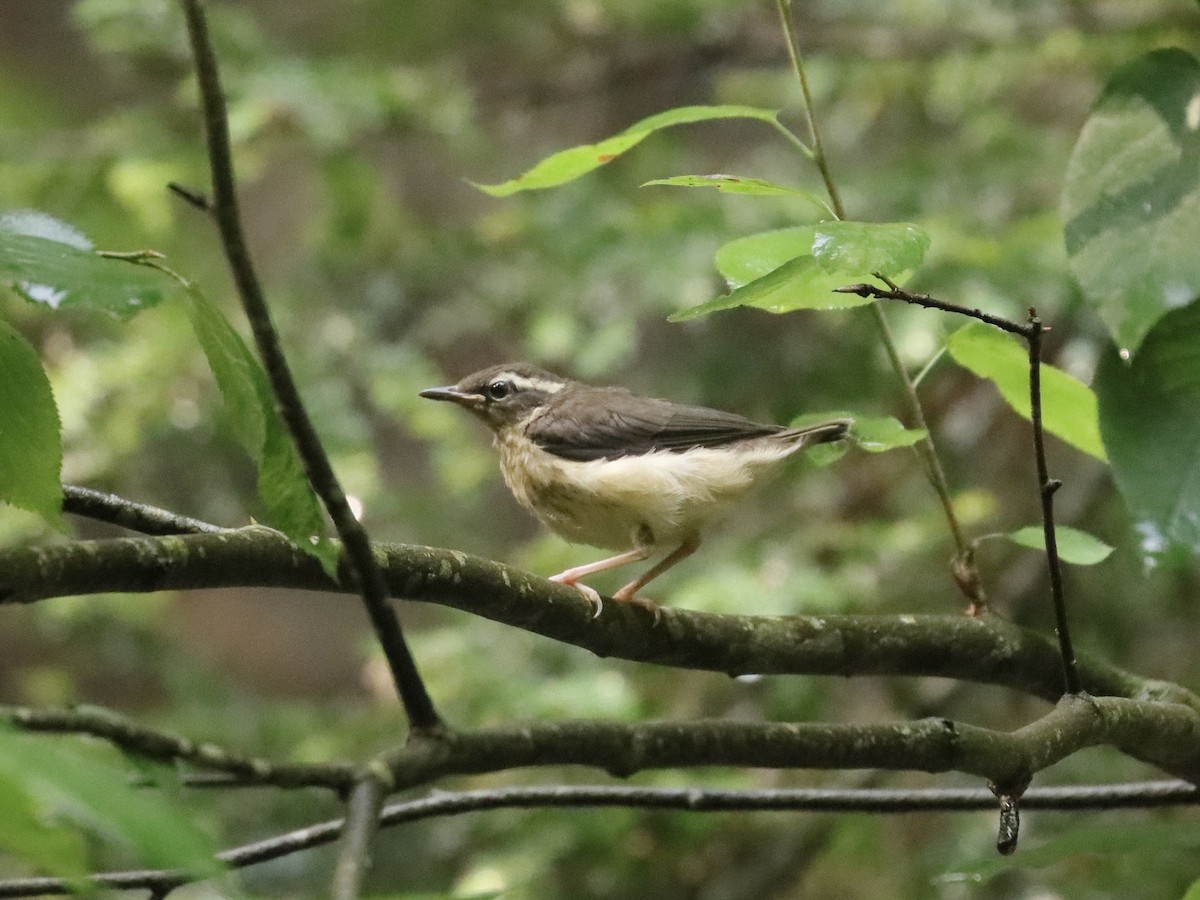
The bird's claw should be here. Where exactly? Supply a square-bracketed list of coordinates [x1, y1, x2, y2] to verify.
[550, 574, 604, 618]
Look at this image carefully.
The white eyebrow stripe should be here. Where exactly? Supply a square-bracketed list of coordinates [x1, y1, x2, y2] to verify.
[508, 375, 566, 393]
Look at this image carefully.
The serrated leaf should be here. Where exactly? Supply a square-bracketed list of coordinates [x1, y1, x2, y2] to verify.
[1062, 48, 1200, 354]
[670, 253, 875, 322]
[1095, 299, 1200, 559]
[946, 322, 1106, 461]
[0, 728, 220, 876]
[810, 221, 930, 276]
[642, 174, 832, 213]
[1006, 525, 1114, 565]
[182, 288, 336, 573]
[0, 211, 174, 318]
[0, 320, 63, 527]
[473, 105, 780, 196]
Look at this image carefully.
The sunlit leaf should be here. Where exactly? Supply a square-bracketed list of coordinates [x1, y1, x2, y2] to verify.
[0, 210, 174, 318]
[1062, 48, 1200, 354]
[1006, 525, 1115, 565]
[946, 322, 1106, 461]
[0, 320, 63, 528]
[473, 105, 780, 196]
[714, 227, 815, 288]
[810, 221, 930, 276]
[670, 253, 874, 321]
[1095, 299, 1200, 559]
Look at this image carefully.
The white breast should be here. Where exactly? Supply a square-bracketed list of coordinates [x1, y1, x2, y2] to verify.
[495, 432, 801, 552]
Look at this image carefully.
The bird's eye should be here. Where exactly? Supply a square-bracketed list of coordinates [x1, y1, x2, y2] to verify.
[487, 379, 512, 401]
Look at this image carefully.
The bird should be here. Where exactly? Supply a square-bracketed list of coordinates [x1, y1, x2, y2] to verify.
[419, 363, 850, 617]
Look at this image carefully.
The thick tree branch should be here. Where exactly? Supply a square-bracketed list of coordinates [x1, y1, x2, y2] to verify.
[0, 530, 1193, 710]
[378, 695, 1200, 788]
[176, 0, 440, 732]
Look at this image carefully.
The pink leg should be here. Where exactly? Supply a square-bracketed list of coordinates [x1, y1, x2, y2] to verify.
[550, 547, 650, 618]
[612, 533, 701, 610]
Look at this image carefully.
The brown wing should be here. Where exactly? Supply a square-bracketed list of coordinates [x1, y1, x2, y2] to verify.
[527, 385, 786, 462]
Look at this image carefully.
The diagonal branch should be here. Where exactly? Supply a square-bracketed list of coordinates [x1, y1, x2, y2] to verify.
[62, 484, 226, 536]
[176, 0, 440, 732]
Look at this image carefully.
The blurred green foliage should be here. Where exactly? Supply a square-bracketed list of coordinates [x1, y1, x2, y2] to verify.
[1, 0, 1199, 897]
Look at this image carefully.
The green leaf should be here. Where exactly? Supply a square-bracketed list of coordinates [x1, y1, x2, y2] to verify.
[670, 253, 875, 322]
[1006, 525, 1115, 565]
[849, 415, 927, 452]
[0, 319, 63, 527]
[0, 772, 86, 879]
[810, 221, 930, 276]
[182, 288, 337, 573]
[946, 322, 1107, 461]
[1095, 299, 1200, 558]
[0, 728, 220, 876]
[671, 222, 928, 321]
[473, 105, 780, 196]
[642, 175, 832, 213]
[1062, 48, 1200, 354]
[714, 226, 816, 288]
[0, 210, 174, 318]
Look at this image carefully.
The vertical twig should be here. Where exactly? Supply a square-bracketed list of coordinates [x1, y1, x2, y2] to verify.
[332, 768, 391, 899]
[1027, 311, 1082, 695]
[774, 0, 984, 611]
[177, 0, 442, 731]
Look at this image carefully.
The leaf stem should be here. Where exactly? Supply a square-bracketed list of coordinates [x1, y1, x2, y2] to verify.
[774, 0, 980, 609]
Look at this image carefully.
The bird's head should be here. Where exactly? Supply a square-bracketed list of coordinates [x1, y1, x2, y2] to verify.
[419, 363, 569, 432]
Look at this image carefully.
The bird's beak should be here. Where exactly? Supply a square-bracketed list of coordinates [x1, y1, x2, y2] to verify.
[418, 385, 484, 407]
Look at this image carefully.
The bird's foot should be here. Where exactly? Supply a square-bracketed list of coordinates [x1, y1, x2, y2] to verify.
[550, 573, 603, 618]
[611, 587, 662, 625]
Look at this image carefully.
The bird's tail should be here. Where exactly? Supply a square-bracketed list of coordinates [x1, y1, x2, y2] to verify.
[778, 418, 853, 449]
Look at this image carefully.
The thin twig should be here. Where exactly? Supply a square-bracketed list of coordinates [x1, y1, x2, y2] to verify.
[331, 767, 392, 900]
[1028, 310, 1081, 694]
[5, 705, 356, 791]
[836, 277, 1035, 339]
[836, 275, 1082, 693]
[0, 780, 1197, 898]
[176, 0, 440, 731]
[62, 485, 225, 536]
[775, 0, 842, 216]
[167, 181, 211, 211]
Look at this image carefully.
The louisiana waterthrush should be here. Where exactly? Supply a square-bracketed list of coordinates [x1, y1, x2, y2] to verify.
[420, 363, 849, 616]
